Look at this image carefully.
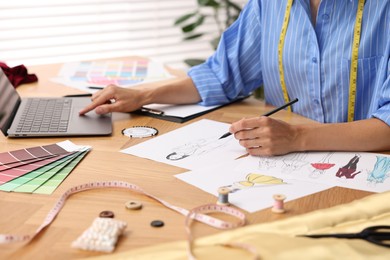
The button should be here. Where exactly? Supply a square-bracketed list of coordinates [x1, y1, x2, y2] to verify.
[314, 99, 320, 105]
[99, 210, 115, 218]
[322, 14, 330, 20]
[150, 220, 164, 228]
[125, 200, 142, 210]
[312, 57, 318, 63]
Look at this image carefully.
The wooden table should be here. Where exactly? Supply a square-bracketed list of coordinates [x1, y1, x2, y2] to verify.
[0, 60, 374, 259]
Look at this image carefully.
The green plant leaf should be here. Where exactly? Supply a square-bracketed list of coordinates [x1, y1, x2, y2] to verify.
[210, 36, 220, 50]
[253, 87, 264, 99]
[181, 15, 205, 33]
[226, 0, 242, 12]
[174, 12, 197, 26]
[176, 0, 243, 67]
[198, 0, 220, 8]
[184, 59, 205, 67]
[231, 15, 240, 21]
[184, 33, 204, 40]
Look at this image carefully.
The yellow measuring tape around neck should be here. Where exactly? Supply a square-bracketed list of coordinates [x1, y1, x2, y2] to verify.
[278, 0, 365, 120]
[348, 0, 365, 122]
[278, 0, 294, 112]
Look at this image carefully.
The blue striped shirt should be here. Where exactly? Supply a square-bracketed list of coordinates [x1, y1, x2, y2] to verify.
[188, 0, 390, 125]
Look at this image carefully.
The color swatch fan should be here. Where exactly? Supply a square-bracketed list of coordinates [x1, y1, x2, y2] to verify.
[0, 140, 90, 194]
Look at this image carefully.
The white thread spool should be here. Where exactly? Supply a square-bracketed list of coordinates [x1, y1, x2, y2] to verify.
[272, 194, 286, 213]
[217, 187, 230, 206]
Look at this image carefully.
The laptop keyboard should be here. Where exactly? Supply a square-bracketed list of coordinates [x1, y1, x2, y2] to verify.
[16, 98, 72, 133]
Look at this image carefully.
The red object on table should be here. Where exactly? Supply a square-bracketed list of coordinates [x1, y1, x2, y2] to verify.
[0, 62, 38, 87]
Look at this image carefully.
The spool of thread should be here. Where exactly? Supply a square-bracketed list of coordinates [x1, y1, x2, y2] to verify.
[271, 194, 286, 213]
[217, 187, 230, 206]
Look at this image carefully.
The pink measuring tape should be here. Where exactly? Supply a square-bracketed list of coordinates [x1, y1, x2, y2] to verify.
[0, 181, 258, 258]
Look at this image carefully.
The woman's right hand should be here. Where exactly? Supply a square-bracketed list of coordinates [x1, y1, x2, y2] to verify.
[79, 85, 144, 115]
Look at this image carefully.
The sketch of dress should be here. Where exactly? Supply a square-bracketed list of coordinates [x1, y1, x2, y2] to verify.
[221, 173, 286, 193]
[258, 156, 280, 170]
[166, 136, 230, 161]
[310, 152, 335, 178]
[367, 156, 390, 184]
[335, 154, 361, 179]
[281, 152, 309, 173]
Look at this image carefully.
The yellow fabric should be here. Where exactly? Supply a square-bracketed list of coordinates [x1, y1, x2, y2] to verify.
[93, 191, 390, 259]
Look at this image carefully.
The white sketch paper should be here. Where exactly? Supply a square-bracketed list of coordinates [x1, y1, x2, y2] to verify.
[175, 157, 333, 213]
[250, 151, 390, 193]
[121, 118, 390, 212]
[120, 119, 246, 170]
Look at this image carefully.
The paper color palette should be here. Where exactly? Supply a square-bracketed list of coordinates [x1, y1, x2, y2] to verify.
[0, 154, 73, 184]
[33, 151, 88, 194]
[0, 153, 76, 191]
[14, 151, 88, 194]
[0, 155, 57, 172]
[0, 141, 90, 194]
[70, 59, 162, 86]
[0, 143, 69, 166]
[52, 58, 173, 94]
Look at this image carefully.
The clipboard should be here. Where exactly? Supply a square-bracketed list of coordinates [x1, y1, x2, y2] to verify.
[134, 96, 249, 123]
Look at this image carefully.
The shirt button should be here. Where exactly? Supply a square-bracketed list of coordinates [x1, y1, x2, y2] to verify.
[314, 99, 320, 105]
[312, 57, 318, 63]
[322, 14, 330, 20]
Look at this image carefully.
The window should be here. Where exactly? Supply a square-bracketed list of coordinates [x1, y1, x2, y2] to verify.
[0, 0, 246, 69]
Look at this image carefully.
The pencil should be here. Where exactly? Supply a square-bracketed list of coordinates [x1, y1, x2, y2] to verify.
[88, 86, 105, 90]
[218, 98, 299, 140]
[63, 93, 93, 97]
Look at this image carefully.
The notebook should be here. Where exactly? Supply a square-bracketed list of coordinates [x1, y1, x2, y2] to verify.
[0, 68, 112, 137]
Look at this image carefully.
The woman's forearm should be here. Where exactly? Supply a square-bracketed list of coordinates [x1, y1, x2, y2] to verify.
[140, 76, 202, 105]
[295, 118, 390, 152]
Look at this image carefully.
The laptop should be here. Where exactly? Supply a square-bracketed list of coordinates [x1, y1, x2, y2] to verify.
[0, 68, 112, 137]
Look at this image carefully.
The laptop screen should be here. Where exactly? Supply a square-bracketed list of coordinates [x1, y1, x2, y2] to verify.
[0, 69, 21, 135]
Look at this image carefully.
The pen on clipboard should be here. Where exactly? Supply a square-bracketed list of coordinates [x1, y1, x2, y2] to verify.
[140, 107, 165, 116]
[218, 98, 299, 140]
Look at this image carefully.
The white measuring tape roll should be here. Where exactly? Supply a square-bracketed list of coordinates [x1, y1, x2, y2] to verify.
[0, 181, 255, 258]
[122, 126, 158, 138]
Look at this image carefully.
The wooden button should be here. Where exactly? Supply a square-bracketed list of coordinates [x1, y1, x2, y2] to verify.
[150, 220, 164, 227]
[99, 210, 115, 218]
[125, 200, 142, 210]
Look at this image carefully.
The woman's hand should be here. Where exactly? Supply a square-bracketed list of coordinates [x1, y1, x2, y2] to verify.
[79, 76, 201, 115]
[230, 116, 301, 156]
[79, 85, 144, 115]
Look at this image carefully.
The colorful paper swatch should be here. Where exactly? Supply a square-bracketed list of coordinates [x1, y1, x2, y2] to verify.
[0, 155, 56, 172]
[0, 143, 68, 166]
[0, 152, 78, 192]
[0, 153, 72, 184]
[67, 59, 167, 86]
[0, 141, 90, 194]
[33, 151, 88, 194]
[52, 58, 173, 95]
